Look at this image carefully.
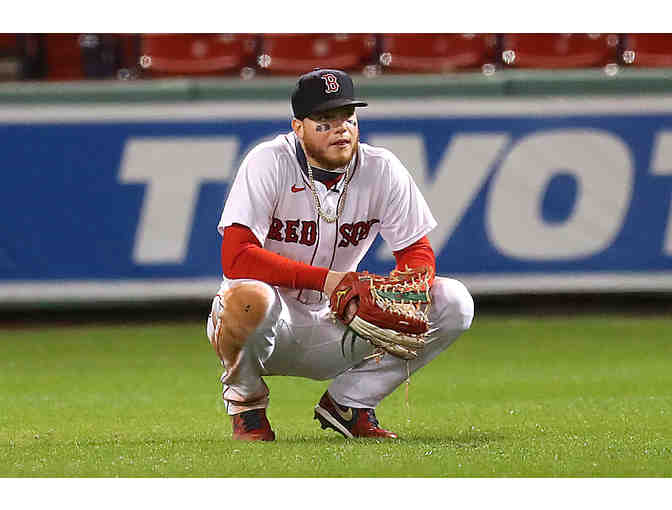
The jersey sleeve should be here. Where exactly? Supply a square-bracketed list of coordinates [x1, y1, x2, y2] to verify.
[378, 150, 437, 252]
[218, 143, 279, 244]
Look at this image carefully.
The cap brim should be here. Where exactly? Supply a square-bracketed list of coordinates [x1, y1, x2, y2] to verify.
[308, 98, 368, 116]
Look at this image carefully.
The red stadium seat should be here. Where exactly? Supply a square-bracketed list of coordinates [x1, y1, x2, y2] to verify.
[139, 34, 257, 77]
[379, 34, 497, 73]
[500, 34, 619, 69]
[17, 34, 128, 80]
[0, 34, 17, 55]
[43, 34, 86, 80]
[622, 34, 672, 67]
[257, 34, 376, 74]
[0, 34, 19, 81]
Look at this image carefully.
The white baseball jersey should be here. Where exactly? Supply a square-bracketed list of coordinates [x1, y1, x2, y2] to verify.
[218, 131, 437, 306]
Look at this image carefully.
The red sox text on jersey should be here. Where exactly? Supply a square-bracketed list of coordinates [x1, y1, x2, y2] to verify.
[218, 131, 436, 304]
[267, 218, 380, 247]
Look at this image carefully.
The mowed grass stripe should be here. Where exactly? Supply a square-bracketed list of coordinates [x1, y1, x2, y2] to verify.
[1, 317, 671, 476]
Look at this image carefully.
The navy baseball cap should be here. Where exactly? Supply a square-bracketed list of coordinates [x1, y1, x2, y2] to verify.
[291, 69, 368, 120]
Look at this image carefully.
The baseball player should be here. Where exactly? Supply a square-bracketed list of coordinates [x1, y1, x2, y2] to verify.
[206, 69, 474, 441]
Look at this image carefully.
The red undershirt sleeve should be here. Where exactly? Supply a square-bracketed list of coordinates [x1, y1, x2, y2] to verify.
[222, 226, 435, 290]
[221, 224, 329, 291]
[392, 235, 436, 284]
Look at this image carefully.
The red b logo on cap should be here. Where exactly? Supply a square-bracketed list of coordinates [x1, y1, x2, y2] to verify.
[321, 73, 340, 94]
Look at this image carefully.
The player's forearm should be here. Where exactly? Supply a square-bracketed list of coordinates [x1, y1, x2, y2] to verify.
[226, 244, 329, 290]
[222, 225, 329, 290]
[393, 235, 436, 283]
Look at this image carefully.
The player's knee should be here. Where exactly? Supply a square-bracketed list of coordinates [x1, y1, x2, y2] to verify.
[433, 278, 474, 332]
[219, 281, 275, 339]
[210, 281, 275, 361]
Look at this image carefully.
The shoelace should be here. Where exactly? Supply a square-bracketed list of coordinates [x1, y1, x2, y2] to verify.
[364, 409, 381, 428]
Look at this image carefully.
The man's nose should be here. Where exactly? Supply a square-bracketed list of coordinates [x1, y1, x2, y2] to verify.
[333, 119, 348, 131]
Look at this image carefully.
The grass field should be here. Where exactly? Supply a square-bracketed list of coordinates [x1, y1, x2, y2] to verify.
[1, 314, 671, 477]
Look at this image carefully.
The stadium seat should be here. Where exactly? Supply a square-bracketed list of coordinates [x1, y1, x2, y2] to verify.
[256, 34, 376, 74]
[0, 34, 19, 80]
[622, 34, 672, 67]
[18, 34, 122, 81]
[139, 34, 258, 77]
[83, 34, 135, 79]
[103, 34, 142, 79]
[378, 34, 497, 73]
[110, 34, 140, 73]
[0, 34, 17, 55]
[42, 34, 87, 80]
[500, 34, 619, 68]
[17, 34, 137, 81]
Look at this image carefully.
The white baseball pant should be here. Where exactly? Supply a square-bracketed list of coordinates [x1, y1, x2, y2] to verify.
[206, 277, 474, 414]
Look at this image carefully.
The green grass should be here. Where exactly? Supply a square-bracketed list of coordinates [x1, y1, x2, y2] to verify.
[1, 315, 671, 477]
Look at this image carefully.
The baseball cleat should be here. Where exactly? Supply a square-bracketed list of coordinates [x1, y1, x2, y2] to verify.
[231, 408, 276, 441]
[313, 391, 398, 439]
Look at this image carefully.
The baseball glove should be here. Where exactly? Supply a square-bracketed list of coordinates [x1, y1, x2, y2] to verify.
[330, 267, 434, 360]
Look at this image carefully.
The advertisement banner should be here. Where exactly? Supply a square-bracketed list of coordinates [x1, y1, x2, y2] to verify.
[3, 96, 672, 302]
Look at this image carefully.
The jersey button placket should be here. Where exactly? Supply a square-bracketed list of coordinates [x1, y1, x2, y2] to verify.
[323, 184, 339, 218]
[314, 183, 340, 269]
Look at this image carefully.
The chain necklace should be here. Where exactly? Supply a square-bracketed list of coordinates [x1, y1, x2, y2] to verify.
[307, 154, 355, 224]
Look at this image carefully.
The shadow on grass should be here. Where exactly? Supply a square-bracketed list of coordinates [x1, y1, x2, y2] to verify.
[38, 428, 508, 450]
[275, 429, 509, 448]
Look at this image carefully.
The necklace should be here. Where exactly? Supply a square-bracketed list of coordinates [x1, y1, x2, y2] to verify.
[307, 155, 354, 224]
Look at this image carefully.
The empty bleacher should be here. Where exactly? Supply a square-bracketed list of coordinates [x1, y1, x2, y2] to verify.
[1, 33, 671, 82]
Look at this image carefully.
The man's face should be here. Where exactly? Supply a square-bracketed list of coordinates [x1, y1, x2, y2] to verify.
[292, 105, 359, 170]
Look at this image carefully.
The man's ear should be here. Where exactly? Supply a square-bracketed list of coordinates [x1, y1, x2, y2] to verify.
[291, 118, 303, 140]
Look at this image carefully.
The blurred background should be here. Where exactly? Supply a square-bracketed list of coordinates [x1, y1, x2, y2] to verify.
[0, 33, 671, 81]
[3, 33, 672, 321]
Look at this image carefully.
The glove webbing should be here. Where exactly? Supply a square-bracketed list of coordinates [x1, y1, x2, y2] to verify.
[368, 272, 432, 326]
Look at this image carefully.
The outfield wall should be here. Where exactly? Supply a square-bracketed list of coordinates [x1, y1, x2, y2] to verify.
[3, 70, 672, 304]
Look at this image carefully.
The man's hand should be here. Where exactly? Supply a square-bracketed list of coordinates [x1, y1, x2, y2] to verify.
[324, 270, 358, 322]
[323, 270, 347, 297]
[328, 268, 434, 360]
